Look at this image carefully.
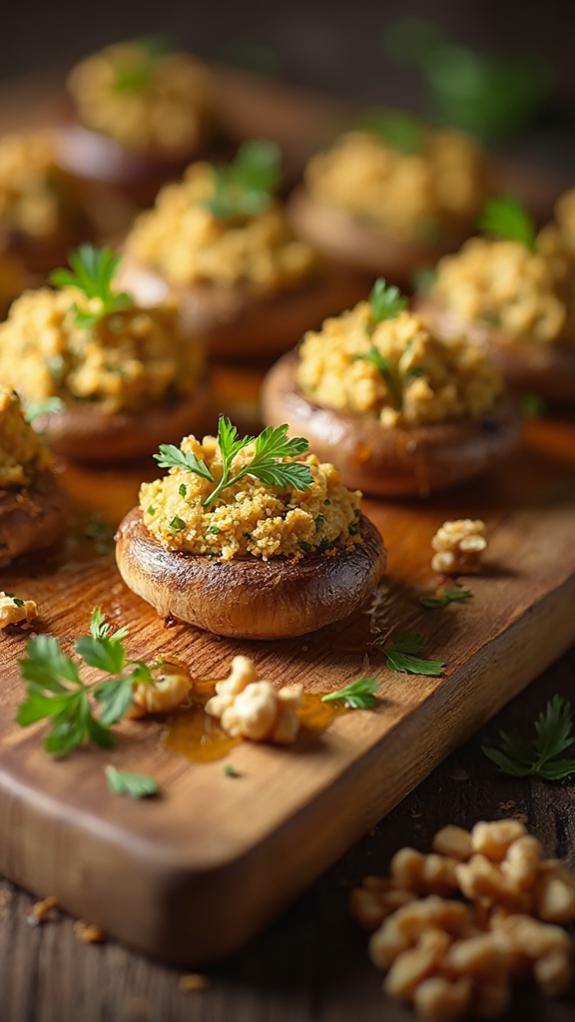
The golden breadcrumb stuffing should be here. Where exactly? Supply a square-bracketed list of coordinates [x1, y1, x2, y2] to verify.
[140, 435, 361, 560]
[0, 288, 203, 414]
[297, 305, 502, 427]
[68, 43, 214, 156]
[431, 238, 568, 346]
[0, 132, 78, 240]
[431, 519, 487, 575]
[125, 162, 316, 291]
[0, 591, 38, 629]
[0, 389, 50, 488]
[206, 655, 302, 744]
[305, 129, 487, 240]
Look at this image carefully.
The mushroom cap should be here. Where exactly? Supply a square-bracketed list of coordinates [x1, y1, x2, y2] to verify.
[115, 507, 386, 639]
[33, 387, 211, 464]
[262, 351, 521, 497]
[288, 187, 467, 285]
[0, 470, 68, 566]
[118, 256, 367, 362]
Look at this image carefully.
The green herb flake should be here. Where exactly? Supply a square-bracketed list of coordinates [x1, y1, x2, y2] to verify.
[478, 197, 536, 251]
[178, 483, 187, 498]
[322, 677, 380, 710]
[168, 516, 187, 532]
[366, 278, 408, 334]
[146, 506, 156, 516]
[25, 397, 63, 424]
[360, 109, 425, 154]
[419, 587, 473, 609]
[105, 765, 159, 799]
[224, 764, 241, 778]
[383, 631, 445, 676]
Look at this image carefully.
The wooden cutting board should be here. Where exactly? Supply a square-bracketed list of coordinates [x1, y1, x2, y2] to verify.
[1, 395, 574, 964]
[0, 70, 574, 965]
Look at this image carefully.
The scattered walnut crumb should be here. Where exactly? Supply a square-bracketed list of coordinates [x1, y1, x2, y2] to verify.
[27, 895, 58, 926]
[431, 520, 487, 575]
[73, 920, 105, 944]
[0, 591, 38, 629]
[0, 888, 12, 919]
[351, 820, 575, 1020]
[179, 973, 210, 993]
[205, 655, 302, 745]
[130, 661, 191, 717]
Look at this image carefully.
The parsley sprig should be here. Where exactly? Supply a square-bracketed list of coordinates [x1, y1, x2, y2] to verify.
[113, 36, 172, 93]
[360, 109, 425, 154]
[203, 141, 281, 219]
[355, 346, 403, 410]
[365, 278, 408, 335]
[478, 197, 536, 251]
[321, 677, 380, 710]
[16, 608, 155, 758]
[419, 587, 472, 609]
[381, 631, 445, 676]
[50, 245, 133, 330]
[154, 416, 313, 508]
[483, 695, 575, 781]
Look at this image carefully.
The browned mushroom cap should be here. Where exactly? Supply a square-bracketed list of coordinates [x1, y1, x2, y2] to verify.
[288, 188, 467, 286]
[56, 122, 196, 205]
[0, 470, 67, 567]
[418, 298, 575, 405]
[33, 388, 211, 464]
[118, 257, 368, 362]
[115, 508, 386, 639]
[262, 351, 521, 497]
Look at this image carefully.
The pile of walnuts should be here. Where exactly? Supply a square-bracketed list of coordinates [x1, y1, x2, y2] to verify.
[350, 820, 575, 1021]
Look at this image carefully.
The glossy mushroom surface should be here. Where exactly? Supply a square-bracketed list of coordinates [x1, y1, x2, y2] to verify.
[115, 508, 386, 639]
[0, 471, 67, 566]
[262, 352, 521, 497]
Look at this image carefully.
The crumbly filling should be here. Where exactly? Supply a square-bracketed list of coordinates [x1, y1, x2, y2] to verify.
[125, 162, 316, 290]
[0, 132, 76, 240]
[431, 238, 568, 345]
[305, 129, 487, 239]
[297, 306, 502, 427]
[0, 288, 202, 414]
[140, 436, 361, 561]
[431, 519, 487, 575]
[205, 656, 302, 744]
[68, 43, 214, 156]
[0, 389, 50, 488]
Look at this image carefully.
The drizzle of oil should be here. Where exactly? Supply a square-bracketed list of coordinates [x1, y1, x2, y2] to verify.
[163, 680, 348, 764]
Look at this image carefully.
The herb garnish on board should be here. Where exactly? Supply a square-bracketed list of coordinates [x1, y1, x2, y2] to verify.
[483, 695, 575, 781]
[321, 677, 380, 710]
[16, 608, 156, 757]
[478, 197, 536, 251]
[155, 416, 313, 508]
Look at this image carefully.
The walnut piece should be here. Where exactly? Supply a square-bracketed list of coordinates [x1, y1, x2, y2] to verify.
[353, 819, 575, 1020]
[130, 662, 191, 717]
[0, 591, 37, 629]
[205, 655, 302, 745]
[431, 519, 487, 575]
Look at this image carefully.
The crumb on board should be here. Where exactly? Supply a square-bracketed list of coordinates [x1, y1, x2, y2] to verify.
[0, 591, 38, 630]
[27, 895, 58, 926]
[178, 973, 210, 993]
[431, 519, 487, 576]
[73, 920, 105, 944]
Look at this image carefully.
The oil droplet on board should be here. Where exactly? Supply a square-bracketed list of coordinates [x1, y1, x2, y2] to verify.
[163, 679, 348, 763]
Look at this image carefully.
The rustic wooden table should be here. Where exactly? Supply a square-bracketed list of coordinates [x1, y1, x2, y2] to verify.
[1, 645, 573, 1022]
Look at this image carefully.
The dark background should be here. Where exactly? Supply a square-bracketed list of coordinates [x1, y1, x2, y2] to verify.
[2, 0, 575, 170]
